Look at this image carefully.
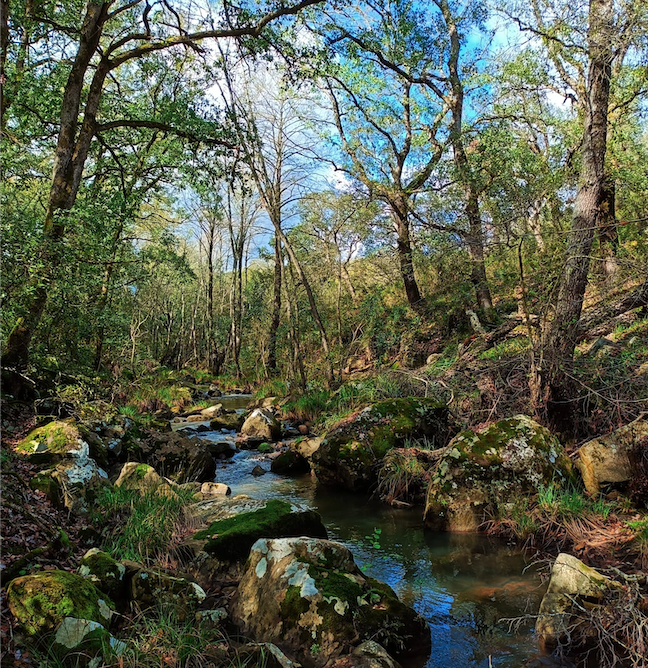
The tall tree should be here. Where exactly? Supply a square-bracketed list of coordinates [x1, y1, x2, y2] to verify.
[310, 0, 496, 317]
[2, 0, 322, 371]
[529, 0, 619, 426]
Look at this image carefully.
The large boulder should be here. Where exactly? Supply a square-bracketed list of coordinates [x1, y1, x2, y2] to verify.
[536, 553, 622, 650]
[241, 408, 282, 442]
[230, 537, 430, 668]
[424, 415, 574, 532]
[313, 398, 449, 492]
[7, 571, 114, 636]
[30, 442, 109, 514]
[139, 431, 216, 482]
[576, 417, 648, 496]
[192, 499, 327, 563]
[17, 420, 87, 466]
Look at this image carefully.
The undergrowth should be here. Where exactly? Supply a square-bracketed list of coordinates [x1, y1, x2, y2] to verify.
[279, 373, 434, 428]
[28, 604, 271, 668]
[89, 486, 197, 565]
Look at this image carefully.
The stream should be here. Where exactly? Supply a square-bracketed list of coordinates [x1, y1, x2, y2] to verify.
[181, 395, 546, 667]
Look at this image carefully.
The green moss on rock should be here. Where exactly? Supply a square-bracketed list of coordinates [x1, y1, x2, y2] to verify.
[314, 398, 449, 492]
[78, 549, 126, 602]
[7, 570, 114, 636]
[231, 536, 430, 667]
[424, 415, 575, 532]
[17, 421, 83, 465]
[194, 500, 328, 561]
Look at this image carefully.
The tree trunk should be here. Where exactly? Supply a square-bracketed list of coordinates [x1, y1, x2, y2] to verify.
[3, 1, 111, 370]
[439, 0, 494, 322]
[598, 176, 619, 280]
[391, 203, 424, 312]
[533, 0, 613, 430]
[465, 199, 495, 318]
[267, 234, 283, 376]
[276, 226, 334, 385]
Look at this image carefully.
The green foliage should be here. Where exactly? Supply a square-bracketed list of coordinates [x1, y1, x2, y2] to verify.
[90, 486, 195, 565]
[376, 449, 429, 504]
[364, 527, 382, 550]
[480, 336, 530, 360]
[255, 379, 289, 399]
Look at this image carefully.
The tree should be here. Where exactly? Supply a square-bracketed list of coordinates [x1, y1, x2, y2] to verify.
[310, 0, 496, 318]
[217, 58, 335, 382]
[2, 0, 322, 371]
[523, 0, 633, 426]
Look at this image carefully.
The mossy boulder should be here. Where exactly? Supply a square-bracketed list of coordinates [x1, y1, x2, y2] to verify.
[424, 415, 574, 532]
[17, 420, 86, 466]
[114, 462, 165, 494]
[258, 442, 275, 454]
[126, 564, 206, 620]
[193, 499, 328, 562]
[230, 537, 430, 668]
[7, 570, 114, 636]
[313, 398, 449, 492]
[27, 441, 108, 515]
[271, 450, 310, 476]
[78, 549, 127, 604]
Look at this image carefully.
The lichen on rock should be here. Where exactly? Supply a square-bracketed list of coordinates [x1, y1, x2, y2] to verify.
[230, 537, 430, 668]
[424, 415, 574, 532]
[313, 398, 449, 492]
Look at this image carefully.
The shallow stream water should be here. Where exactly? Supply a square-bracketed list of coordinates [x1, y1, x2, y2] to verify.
[183, 395, 547, 667]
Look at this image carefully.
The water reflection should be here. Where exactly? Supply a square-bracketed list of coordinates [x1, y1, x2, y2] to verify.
[200, 439, 542, 666]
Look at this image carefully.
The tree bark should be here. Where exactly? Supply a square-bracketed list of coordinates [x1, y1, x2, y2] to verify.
[267, 234, 283, 377]
[533, 0, 614, 430]
[391, 206, 424, 312]
[598, 176, 619, 280]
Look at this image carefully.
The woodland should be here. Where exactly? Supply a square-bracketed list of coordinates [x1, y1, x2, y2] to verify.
[1, 0, 648, 667]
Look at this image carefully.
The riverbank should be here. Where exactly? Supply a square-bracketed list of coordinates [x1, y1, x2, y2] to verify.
[2, 372, 647, 667]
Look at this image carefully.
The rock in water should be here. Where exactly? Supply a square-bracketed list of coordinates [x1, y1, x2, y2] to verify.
[230, 537, 430, 667]
[424, 415, 573, 532]
[313, 398, 449, 492]
[241, 408, 282, 441]
[192, 499, 327, 563]
[270, 450, 310, 475]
